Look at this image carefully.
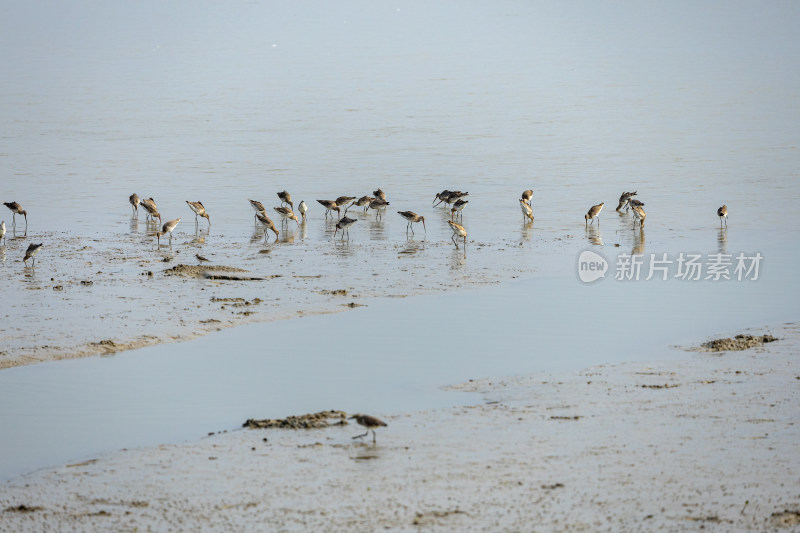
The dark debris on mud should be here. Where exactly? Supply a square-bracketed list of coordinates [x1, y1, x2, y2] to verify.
[243, 410, 348, 430]
[701, 334, 778, 352]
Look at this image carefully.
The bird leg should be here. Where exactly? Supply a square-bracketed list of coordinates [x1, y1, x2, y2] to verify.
[352, 431, 369, 440]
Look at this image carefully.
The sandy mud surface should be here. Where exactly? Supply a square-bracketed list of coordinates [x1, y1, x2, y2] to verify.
[1, 324, 797, 532]
[0, 219, 544, 369]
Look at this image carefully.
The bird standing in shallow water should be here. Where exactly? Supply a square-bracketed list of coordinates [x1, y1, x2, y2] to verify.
[368, 198, 390, 220]
[3, 202, 27, 228]
[316, 200, 340, 219]
[373, 189, 386, 201]
[448, 220, 467, 248]
[519, 199, 534, 222]
[140, 198, 160, 224]
[632, 205, 646, 228]
[334, 216, 357, 240]
[585, 202, 604, 226]
[335, 196, 356, 213]
[129, 193, 140, 217]
[0, 221, 5, 245]
[186, 201, 210, 226]
[353, 196, 374, 213]
[450, 198, 468, 220]
[298, 201, 308, 222]
[23, 243, 42, 266]
[615, 191, 637, 212]
[349, 414, 387, 444]
[397, 211, 426, 234]
[273, 206, 300, 227]
[717, 205, 728, 227]
[249, 199, 267, 222]
[521, 189, 533, 207]
[256, 212, 279, 242]
[277, 190, 293, 210]
[155, 218, 181, 246]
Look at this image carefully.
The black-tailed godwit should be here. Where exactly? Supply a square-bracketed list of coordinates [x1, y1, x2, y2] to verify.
[450, 198, 468, 220]
[298, 200, 308, 222]
[186, 201, 210, 226]
[334, 216, 357, 240]
[277, 190, 293, 210]
[129, 193, 140, 217]
[717, 205, 728, 227]
[155, 218, 180, 246]
[615, 191, 637, 212]
[397, 211, 426, 234]
[23, 243, 42, 266]
[3, 202, 27, 227]
[273, 206, 299, 227]
[519, 199, 534, 221]
[585, 202, 604, 226]
[521, 189, 533, 207]
[448, 220, 467, 248]
[317, 200, 340, 218]
[256, 212, 279, 242]
[632, 205, 646, 228]
[368, 198, 389, 220]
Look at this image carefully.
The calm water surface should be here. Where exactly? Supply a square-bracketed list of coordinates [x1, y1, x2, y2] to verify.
[1, 1, 799, 479]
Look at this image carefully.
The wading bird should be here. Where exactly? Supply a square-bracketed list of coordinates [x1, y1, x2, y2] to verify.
[129, 193, 140, 217]
[3, 202, 27, 227]
[256, 212, 279, 242]
[23, 242, 43, 266]
[397, 211, 426, 234]
[298, 200, 308, 222]
[273, 206, 300, 227]
[448, 220, 467, 248]
[277, 190, 293, 210]
[519, 199, 534, 222]
[334, 216, 357, 240]
[155, 218, 181, 246]
[186, 201, 210, 226]
[349, 414, 387, 444]
[717, 205, 728, 228]
[316, 200, 340, 218]
[585, 202, 604, 226]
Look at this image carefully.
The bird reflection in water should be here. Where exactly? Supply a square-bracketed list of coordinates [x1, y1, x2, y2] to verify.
[585, 225, 603, 246]
[632, 228, 645, 255]
[717, 227, 727, 254]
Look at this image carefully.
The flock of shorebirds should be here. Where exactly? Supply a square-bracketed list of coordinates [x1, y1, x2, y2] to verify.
[2, 191, 730, 267]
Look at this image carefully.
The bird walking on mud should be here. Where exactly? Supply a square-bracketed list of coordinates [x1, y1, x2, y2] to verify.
[717, 205, 728, 228]
[448, 220, 467, 248]
[23, 243, 43, 266]
[585, 203, 604, 226]
[155, 218, 181, 246]
[334, 216, 357, 240]
[186, 201, 210, 226]
[397, 211, 426, 234]
[3, 202, 27, 228]
[349, 414, 387, 444]
[256, 212, 280, 242]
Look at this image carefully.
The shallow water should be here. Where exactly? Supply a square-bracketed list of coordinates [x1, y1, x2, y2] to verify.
[1, 2, 799, 480]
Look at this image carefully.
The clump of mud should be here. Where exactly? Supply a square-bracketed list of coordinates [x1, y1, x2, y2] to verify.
[243, 410, 347, 430]
[164, 264, 249, 277]
[701, 334, 778, 352]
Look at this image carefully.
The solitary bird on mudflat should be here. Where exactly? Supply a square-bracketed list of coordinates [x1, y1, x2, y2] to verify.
[448, 220, 467, 248]
[717, 205, 728, 228]
[129, 193, 140, 216]
[155, 218, 181, 246]
[585, 203, 604, 226]
[277, 190, 293, 210]
[186, 201, 210, 226]
[334, 216, 357, 240]
[256, 212, 279, 242]
[397, 211, 426, 234]
[349, 414, 387, 444]
[521, 189, 533, 207]
[23, 243, 43, 266]
[3, 202, 27, 227]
